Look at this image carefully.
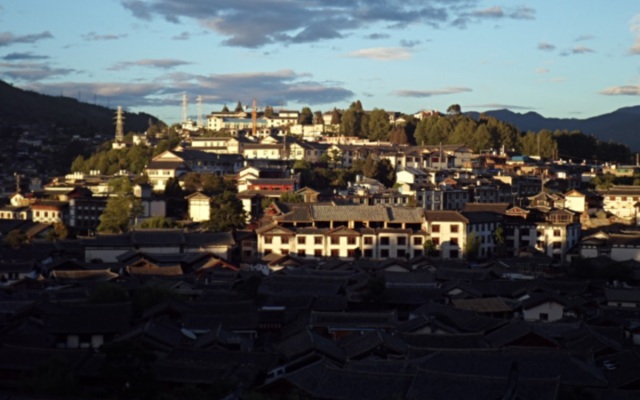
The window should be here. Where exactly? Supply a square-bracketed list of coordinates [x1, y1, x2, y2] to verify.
[432, 237, 440, 245]
[281, 249, 289, 255]
[553, 229, 561, 237]
[380, 237, 390, 246]
[331, 249, 339, 257]
[397, 249, 406, 258]
[364, 237, 373, 245]
[450, 238, 459, 246]
[281, 236, 289, 244]
[315, 236, 323, 245]
[398, 237, 406, 246]
[413, 237, 423, 246]
[364, 249, 373, 258]
[450, 225, 459, 233]
[348, 249, 356, 258]
[380, 249, 389, 258]
[540, 313, 549, 321]
[315, 250, 322, 257]
[347, 237, 356, 245]
[297, 236, 306, 245]
[432, 224, 440, 233]
[298, 250, 305, 257]
[331, 237, 340, 245]
[265, 237, 273, 244]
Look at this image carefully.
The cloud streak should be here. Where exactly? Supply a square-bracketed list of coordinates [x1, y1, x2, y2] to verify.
[109, 58, 193, 70]
[0, 31, 53, 47]
[345, 47, 411, 61]
[1, 52, 49, 61]
[394, 87, 472, 98]
[82, 32, 127, 41]
[0, 62, 75, 80]
[600, 85, 640, 96]
[19, 68, 355, 110]
[537, 42, 555, 51]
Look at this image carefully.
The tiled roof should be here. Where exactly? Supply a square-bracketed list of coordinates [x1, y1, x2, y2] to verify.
[425, 210, 469, 223]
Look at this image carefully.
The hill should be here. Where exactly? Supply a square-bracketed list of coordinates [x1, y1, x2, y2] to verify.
[472, 106, 640, 151]
[0, 80, 162, 135]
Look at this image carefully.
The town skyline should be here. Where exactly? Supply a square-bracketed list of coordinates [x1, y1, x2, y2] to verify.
[1, 1, 640, 124]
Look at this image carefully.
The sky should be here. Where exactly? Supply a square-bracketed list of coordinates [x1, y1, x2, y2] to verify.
[1, 0, 640, 125]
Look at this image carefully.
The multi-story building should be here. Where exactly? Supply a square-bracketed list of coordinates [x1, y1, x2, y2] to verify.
[145, 148, 243, 191]
[600, 185, 640, 221]
[257, 204, 428, 260]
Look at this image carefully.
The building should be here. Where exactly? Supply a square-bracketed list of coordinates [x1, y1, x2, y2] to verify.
[257, 204, 428, 260]
[600, 185, 640, 221]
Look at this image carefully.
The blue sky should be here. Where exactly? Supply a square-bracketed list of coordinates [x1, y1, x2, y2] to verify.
[1, 0, 639, 124]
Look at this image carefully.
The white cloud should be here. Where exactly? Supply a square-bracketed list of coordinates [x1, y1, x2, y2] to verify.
[572, 45, 594, 54]
[394, 87, 472, 98]
[600, 85, 640, 96]
[535, 68, 549, 74]
[537, 42, 555, 51]
[345, 47, 411, 61]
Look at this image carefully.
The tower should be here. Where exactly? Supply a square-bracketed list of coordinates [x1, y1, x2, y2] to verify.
[115, 106, 125, 143]
[197, 95, 203, 128]
[252, 98, 257, 136]
[182, 93, 188, 125]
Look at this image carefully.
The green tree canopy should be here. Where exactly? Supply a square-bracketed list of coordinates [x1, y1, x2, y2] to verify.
[98, 195, 143, 233]
[368, 108, 391, 141]
[299, 107, 313, 125]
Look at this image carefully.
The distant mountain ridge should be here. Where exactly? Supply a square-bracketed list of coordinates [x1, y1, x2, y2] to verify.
[471, 106, 640, 151]
[0, 80, 161, 135]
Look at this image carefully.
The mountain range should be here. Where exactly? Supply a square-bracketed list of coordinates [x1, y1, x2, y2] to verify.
[472, 107, 640, 151]
[0, 80, 160, 135]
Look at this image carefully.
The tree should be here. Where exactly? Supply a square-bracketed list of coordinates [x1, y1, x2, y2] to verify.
[493, 225, 505, 257]
[299, 107, 313, 125]
[465, 232, 480, 261]
[108, 176, 133, 194]
[280, 191, 304, 203]
[314, 110, 324, 125]
[340, 108, 360, 136]
[330, 108, 341, 125]
[4, 229, 27, 249]
[98, 195, 144, 233]
[424, 239, 438, 257]
[164, 177, 183, 198]
[47, 222, 69, 241]
[204, 191, 246, 231]
[138, 216, 177, 229]
[447, 104, 462, 115]
[368, 108, 391, 141]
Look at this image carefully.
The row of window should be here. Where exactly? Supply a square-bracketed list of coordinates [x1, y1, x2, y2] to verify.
[265, 248, 424, 258]
[265, 236, 425, 246]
